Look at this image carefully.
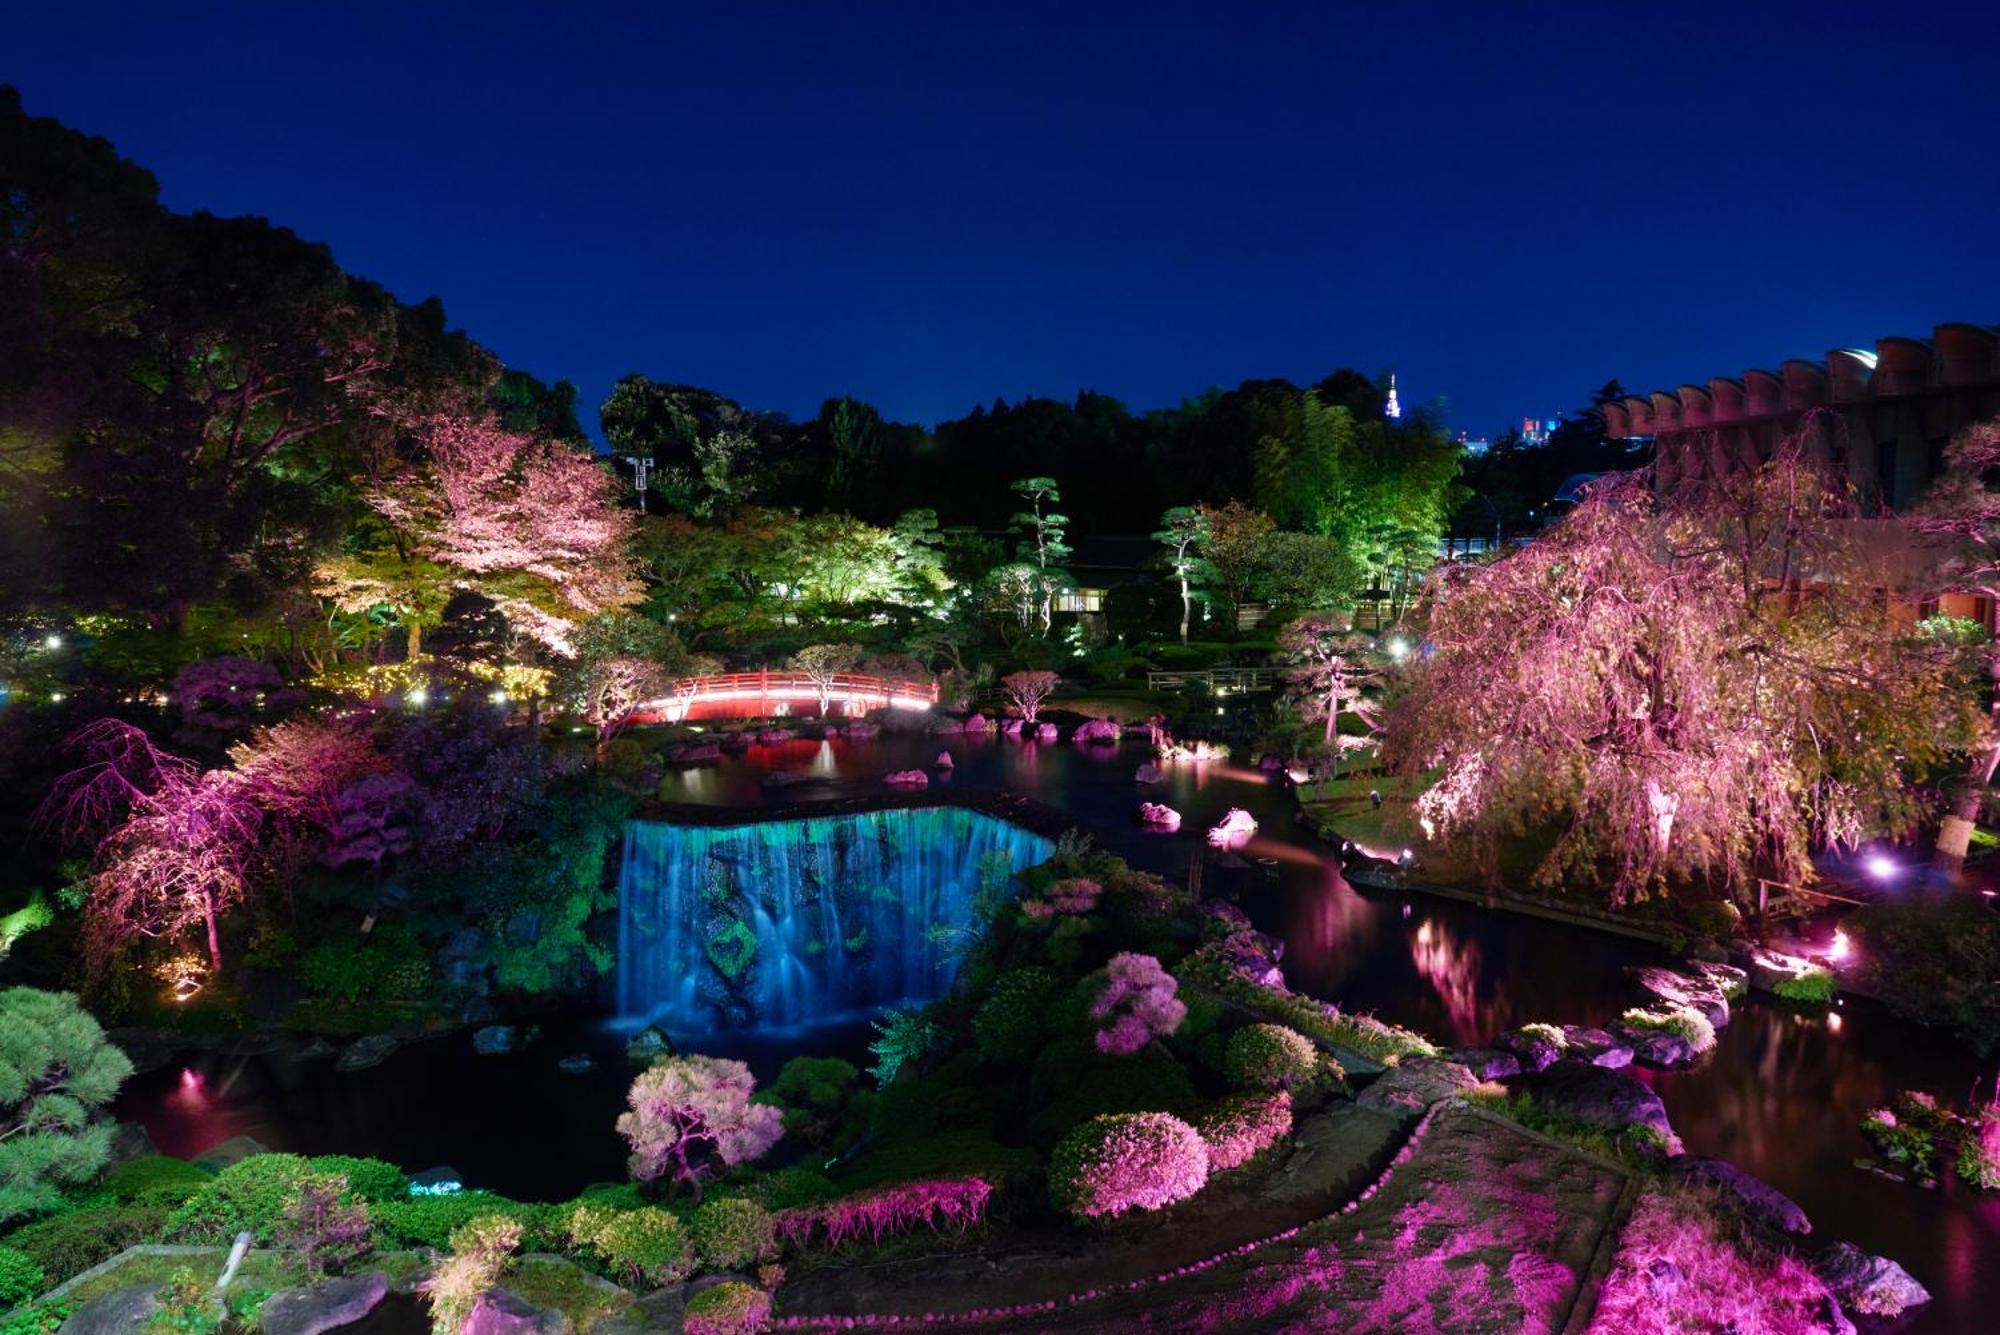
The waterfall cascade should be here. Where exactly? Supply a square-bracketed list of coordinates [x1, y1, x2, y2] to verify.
[616, 806, 1053, 1034]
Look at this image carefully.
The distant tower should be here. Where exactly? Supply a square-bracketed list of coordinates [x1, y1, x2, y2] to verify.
[1384, 373, 1401, 421]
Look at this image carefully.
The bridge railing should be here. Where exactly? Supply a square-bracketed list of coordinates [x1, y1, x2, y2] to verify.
[627, 670, 938, 722]
[1146, 667, 1278, 694]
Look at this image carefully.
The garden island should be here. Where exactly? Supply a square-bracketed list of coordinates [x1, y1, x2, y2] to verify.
[2, 14, 1998, 1335]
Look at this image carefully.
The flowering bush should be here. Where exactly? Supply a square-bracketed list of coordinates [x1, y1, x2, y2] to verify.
[1089, 952, 1187, 1056]
[683, 1281, 771, 1335]
[688, 1197, 776, 1270]
[1620, 1005, 1717, 1054]
[1957, 1106, 2000, 1190]
[1022, 877, 1102, 920]
[1194, 1093, 1293, 1171]
[771, 1178, 993, 1251]
[1223, 1024, 1321, 1092]
[1049, 1112, 1209, 1220]
[972, 968, 1058, 1063]
[425, 1214, 520, 1335]
[617, 1056, 785, 1196]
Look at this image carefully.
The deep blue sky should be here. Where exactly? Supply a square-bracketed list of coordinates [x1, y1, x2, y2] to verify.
[6, 1, 1998, 439]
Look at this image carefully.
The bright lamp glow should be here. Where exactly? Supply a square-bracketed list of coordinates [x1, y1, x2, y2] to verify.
[1828, 928, 1852, 963]
[1864, 854, 1897, 882]
[1387, 636, 1410, 661]
[43, 634, 62, 650]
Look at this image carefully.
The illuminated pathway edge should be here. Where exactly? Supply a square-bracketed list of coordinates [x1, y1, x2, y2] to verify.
[774, 1101, 1634, 1332]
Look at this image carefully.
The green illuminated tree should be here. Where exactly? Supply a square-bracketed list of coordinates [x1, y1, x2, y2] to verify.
[0, 988, 134, 1224]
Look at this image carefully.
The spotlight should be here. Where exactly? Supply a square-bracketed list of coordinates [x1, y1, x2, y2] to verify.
[1864, 854, 1897, 882]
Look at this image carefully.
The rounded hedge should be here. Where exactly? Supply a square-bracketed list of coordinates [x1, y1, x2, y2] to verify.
[0, 1245, 46, 1308]
[308, 1155, 409, 1203]
[688, 1197, 775, 1270]
[3, 1204, 166, 1284]
[972, 968, 1058, 1064]
[683, 1280, 772, 1335]
[1194, 1092, 1294, 1171]
[1049, 1111, 1209, 1220]
[593, 1207, 693, 1287]
[1223, 1024, 1320, 1092]
[102, 1155, 213, 1205]
[166, 1154, 318, 1243]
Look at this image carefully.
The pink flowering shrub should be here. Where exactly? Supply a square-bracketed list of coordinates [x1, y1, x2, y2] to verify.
[771, 1177, 993, 1252]
[1195, 1092, 1294, 1171]
[1050, 1112, 1210, 1220]
[1020, 877, 1101, 921]
[617, 1055, 785, 1197]
[1089, 952, 1187, 1056]
[1959, 1102, 2000, 1189]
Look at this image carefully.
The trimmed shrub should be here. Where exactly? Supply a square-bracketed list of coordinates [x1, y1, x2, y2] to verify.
[738, 1166, 838, 1211]
[3, 1204, 166, 1284]
[102, 1156, 212, 1205]
[168, 1153, 319, 1242]
[308, 1155, 409, 1203]
[972, 969, 1059, 1064]
[0, 1247, 45, 1308]
[372, 1193, 553, 1251]
[688, 1198, 775, 1270]
[1194, 1093, 1294, 1171]
[683, 1281, 771, 1335]
[1049, 1112, 1209, 1220]
[1223, 1024, 1321, 1092]
[589, 1208, 693, 1288]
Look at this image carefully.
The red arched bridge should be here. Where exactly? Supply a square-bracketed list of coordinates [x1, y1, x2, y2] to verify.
[626, 670, 937, 723]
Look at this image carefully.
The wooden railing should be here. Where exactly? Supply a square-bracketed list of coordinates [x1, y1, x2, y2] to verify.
[1146, 667, 1278, 694]
[627, 670, 937, 723]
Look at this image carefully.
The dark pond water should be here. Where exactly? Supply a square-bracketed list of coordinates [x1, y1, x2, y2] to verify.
[116, 731, 1999, 1331]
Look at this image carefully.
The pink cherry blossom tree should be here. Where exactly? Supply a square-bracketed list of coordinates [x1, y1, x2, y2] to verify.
[1001, 669, 1060, 724]
[581, 656, 668, 756]
[617, 1055, 785, 1201]
[1090, 952, 1188, 1056]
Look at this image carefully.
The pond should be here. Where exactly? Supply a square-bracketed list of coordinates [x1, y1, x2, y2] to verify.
[115, 730, 1999, 1332]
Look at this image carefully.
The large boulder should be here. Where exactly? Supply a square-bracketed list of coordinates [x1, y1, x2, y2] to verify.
[1138, 802, 1181, 831]
[1134, 762, 1165, 784]
[1206, 808, 1258, 849]
[1035, 722, 1059, 741]
[1628, 966, 1731, 1028]
[1494, 1028, 1562, 1073]
[336, 1034, 400, 1072]
[933, 751, 955, 769]
[1689, 960, 1749, 1000]
[104, 1120, 158, 1170]
[1355, 1057, 1477, 1118]
[60, 1285, 160, 1335]
[472, 1026, 516, 1056]
[1812, 1243, 1931, 1318]
[1525, 1061, 1680, 1151]
[260, 1273, 389, 1335]
[1072, 718, 1122, 743]
[625, 1026, 673, 1064]
[1667, 1156, 1810, 1235]
[1446, 1047, 1522, 1082]
[1619, 1028, 1697, 1069]
[882, 769, 928, 788]
[193, 1133, 271, 1169]
[1560, 1026, 1633, 1069]
[962, 712, 991, 733]
[463, 1288, 571, 1335]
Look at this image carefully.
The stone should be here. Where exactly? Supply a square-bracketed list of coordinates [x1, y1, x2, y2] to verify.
[1134, 762, 1165, 784]
[1627, 965, 1731, 1028]
[755, 728, 793, 744]
[1355, 1058, 1478, 1118]
[759, 770, 811, 788]
[667, 741, 722, 763]
[1494, 1028, 1561, 1073]
[295, 1037, 337, 1061]
[1206, 807, 1258, 849]
[1744, 946, 1822, 995]
[410, 1166, 464, 1192]
[1000, 718, 1025, 735]
[934, 751, 954, 768]
[843, 721, 879, 739]
[60, 1284, 160, 1335]
[625, 1026, 673, 1064]
[193, 1133, 271, 1169]
[1446, 1047, 1522, 1081]
[260, 1273, 389, 1335]
[1035, 722, 1059, 741]
[336, 1034, 401, 1072]
[556, 1054, 594, 1075]
[1812, 1243, 1931, 1317]
[1667, 1156, 1811, 1235]
[1138, 802, 1181, 830]
[103, 1120, 157, 1170]
[464, 1287, 571, 1335]
[1560, 1026, 1634, 1069]
[882, 769, 928, 787]
[1524, 1061, 1680, 1151]
[1642, 1257, 1684, 1302]
[472, 1026, 516, 1056]
[962, 713, 991, 733]
[1622, 1029, 1696, 1069]
[1072, 718, 1122, 743]
[1689, 960, 1749, 999]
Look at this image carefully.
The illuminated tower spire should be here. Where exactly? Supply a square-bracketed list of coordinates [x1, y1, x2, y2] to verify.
[1384, 373, 1401, 420]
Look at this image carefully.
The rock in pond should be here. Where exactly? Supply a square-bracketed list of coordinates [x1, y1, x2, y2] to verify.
[1628, 965, 1731, 1028]
[882, 769, 928, 787]
[1447, 1047, 1523, 1082]
[335, 1034, 400, 1072]
[464, 1287, 571, 1335]
[1689, 959, 1749, 999]
[1355, 1057, 1478, 1118]
[1620, 1028, 1697, 1070]
[962, 712, 991, 733]
[625, 1026, 673, 1064]
[1138, 802, 1181, 831]
[60, 1285, 160, 1335]
[1134, 762, 1165, 784]
[1667, 1156, 1810, 1235]
[1812, 1242, 1931, 1317]
[1559, 1026, 1633, 1069]
[261, 1272, 389, 1335]
[934, 750, 954, 768]
[1035, 722, 1059, 741]
[1524, 1061, 1680, 1151]
[1494, 1028, 1562, 1073]
[472, 1025, 516, 1056]
[1072, 717, 1122, 743]
[556, 1053, 595, 1075]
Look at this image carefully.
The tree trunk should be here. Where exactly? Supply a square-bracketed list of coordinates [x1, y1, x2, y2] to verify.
[204, 900, 223, 974]
[1179, 574, 1190, 645]
[1937, 707, 2000, 881]
[406, 617, 421, 662]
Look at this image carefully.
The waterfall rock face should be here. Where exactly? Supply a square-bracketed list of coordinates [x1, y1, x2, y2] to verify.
[617, 807, 1052, 1034]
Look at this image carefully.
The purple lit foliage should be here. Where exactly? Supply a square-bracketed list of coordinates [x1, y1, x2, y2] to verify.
[1196, 1092, 1294, 1171]
[1089, 951, 1188, 1056]
[169, 656, 282, 734]
[617, 1055, 785, 1201]
[772, 1177, 994, 1252]
[1050, 1111, 1210, 1220]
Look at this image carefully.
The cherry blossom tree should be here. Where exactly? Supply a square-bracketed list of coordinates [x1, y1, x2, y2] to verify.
[789, 643, 861, 715]
[617, 1055, 785, 1201]
[1001, 669, 1060, 724]
[1089, 952, 1187, 1056]
[581, 657, 668, 755]
[1387, 437, 1979, 905]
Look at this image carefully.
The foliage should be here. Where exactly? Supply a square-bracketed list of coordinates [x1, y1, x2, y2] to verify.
[771, 1178, 992, 1252]
[425, 1214, 520, 1335]
[1517, 1022, 1568, 1051]
[1591, 1187, 1840, 1333]
[617, 1056, 785, 1198]
[103, 1157, 212, 1205]
[1223, 1024, 1323, 1092]
[682, 1281, 771, 1335]
[1, 1205, 167, 1285]
[1619, 1006, 1717, 1055]
[1087, 953, 1186, 1056]
[867, 1007, 942, 1086]
[1048, 1112, 1209, 1220]
[0, 891, 55, 956]
[572, 1207, 692, 1287]
[1848, 897, 2000, 1053]
[1175, 938, 1431, 1064]
[1861, 1106, 1937, 1178]
[687, 1197, 775, 1270]
[998, 670, 1060, 724]
[758, 1059, 872, 1153]
[0, 1248, 46, 1309]
[0, 988, 134, 1224]
[167, 1153, 318, 1243]
[371, 1193, 552, 1252]
[1770, 966, 1836, 1006]
[1389, 442, 1983, 903]
[971, 968, 1059, 1063]
[1465, 1088, 1676, 1164]
[306, 1156, 409, 1204]
[1193, 1093, 1294, 1172]
[703, 919, 758, 981]
[275, 1172, 371, 1280]
[151, 1265, 221, 1335]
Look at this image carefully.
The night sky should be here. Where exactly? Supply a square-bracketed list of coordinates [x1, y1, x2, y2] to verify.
[6, 1, 1998, 439]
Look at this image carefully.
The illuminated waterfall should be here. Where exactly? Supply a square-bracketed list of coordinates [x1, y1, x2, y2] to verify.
[616, 806, 1052, 1034]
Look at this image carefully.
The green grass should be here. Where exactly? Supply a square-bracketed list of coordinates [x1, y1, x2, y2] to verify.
[1462, 1089, 1674, 1165]
[47, 1248, 306, 1308]
[507, 1257, 637, 1333]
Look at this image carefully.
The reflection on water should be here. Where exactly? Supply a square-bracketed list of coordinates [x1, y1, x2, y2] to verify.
[1410, 917, 1486, 1042]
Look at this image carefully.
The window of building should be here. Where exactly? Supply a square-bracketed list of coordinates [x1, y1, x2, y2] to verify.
[1058, 588, 1105, 613]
